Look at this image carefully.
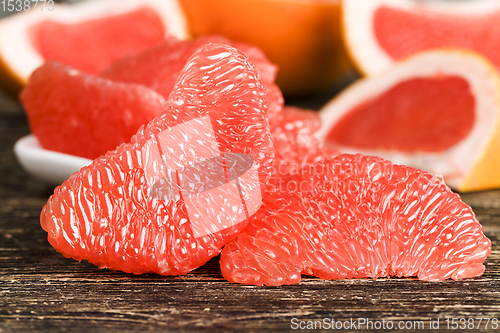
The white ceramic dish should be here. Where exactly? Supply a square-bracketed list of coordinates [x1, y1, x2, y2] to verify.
[14, 135, 92, 185]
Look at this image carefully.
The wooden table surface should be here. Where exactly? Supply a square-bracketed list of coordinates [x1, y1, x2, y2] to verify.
[0, 97, 499, 333]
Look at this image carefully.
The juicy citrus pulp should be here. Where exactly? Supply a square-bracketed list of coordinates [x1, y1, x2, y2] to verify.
[101, 35, 341, 185]
[30, 8, 166, 75]
[316, 49, 500, 192]
[221, 154, 491, 286]
[374, 5, 500, 69]
[343, 0, 500, 76]
[326, 76, 475, 152]
[40, 43, 273, 275]
[270, 106, 338, 178]
[20, 61, 166, 159]
[100, 35, 283, 122]
[0, 0, 187, 95]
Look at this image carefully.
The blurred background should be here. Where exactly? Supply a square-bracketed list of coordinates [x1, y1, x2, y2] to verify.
[0, 0, 482, 113]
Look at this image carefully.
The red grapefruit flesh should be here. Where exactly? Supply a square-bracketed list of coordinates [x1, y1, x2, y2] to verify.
[101, 35, 284, 123]
[374, 6, 500, 68]
[20, 61, 166, 160]
[326, 76, 475, 152]
[220, 154, 491, 286]
[271, 106, 338, 178]
[0, 0, 187, 95]
[316, 50, 500, 192]
[271, 106, 321, 134]
[343, 0, 500, 76]
[40, 43, 274, 275]
[30, 8, 165, 75]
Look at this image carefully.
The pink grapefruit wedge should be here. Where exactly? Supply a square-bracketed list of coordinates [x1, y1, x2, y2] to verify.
[316, 49, 500, 192]
[343, 0, 500, 76]
[0, 0, 187, 96]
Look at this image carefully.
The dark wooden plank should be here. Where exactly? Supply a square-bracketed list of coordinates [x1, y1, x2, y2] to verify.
[1, 113, 499, 333]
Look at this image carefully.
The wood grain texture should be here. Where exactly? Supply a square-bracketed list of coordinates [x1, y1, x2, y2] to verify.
[1, 113, 499, 333]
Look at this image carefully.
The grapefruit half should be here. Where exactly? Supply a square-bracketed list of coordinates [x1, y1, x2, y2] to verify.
[343, 0, 500, 76]
[0, 0, 187, 96]
[315, 50, 500, 192]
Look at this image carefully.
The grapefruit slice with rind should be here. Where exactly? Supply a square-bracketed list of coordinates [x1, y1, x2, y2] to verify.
[221, 154, 491, 286]
[0, 0, 186, 96]
[40, 43, 273, 275]
[343, 0, 500, 76]
[316, 50, 500, 192]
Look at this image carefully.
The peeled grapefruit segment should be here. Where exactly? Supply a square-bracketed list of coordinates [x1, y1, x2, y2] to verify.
[101, 35, 284, 124]
[220, 154, 491, 286]
[40, 43, 273, 275]
[20, 61, 166, 160]
[102, 38, 339, 182]
[343, 0, 500, 76]
[316, 50, 500, 192]
[0, 0, 187, 95]
[271, 106, 338, 178]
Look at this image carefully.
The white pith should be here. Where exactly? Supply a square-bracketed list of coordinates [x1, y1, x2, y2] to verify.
[342, 0, 500, 76]
[0, 0, 187, 83]
[315, 50, 500, 189]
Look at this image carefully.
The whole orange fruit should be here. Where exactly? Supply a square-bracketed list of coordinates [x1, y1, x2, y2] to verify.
[179, 0, 351, 96]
